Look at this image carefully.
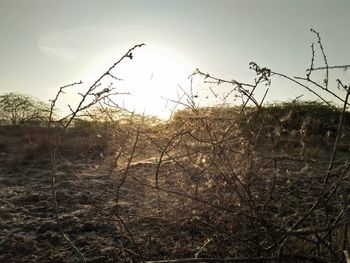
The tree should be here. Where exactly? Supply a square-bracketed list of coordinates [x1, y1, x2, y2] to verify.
[0, 92, 50, 126]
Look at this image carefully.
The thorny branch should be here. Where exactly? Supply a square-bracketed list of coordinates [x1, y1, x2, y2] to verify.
[310, 29, 329, 88]
[42, 28, 350, 263]
[155, 28, 350, 262]
[47, 44, 145, 261]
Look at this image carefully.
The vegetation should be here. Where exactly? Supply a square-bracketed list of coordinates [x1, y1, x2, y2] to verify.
[0, 31, 349, 263]
[0, 92, 50, 126]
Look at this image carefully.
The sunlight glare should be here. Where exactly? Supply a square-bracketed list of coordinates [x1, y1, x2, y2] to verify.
[83, 45, 194, 119]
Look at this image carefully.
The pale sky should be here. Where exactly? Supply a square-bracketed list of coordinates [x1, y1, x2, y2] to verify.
[1, 0, 350, 118]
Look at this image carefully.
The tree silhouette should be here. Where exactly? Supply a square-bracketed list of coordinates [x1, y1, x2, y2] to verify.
[0, 92, 50, 126]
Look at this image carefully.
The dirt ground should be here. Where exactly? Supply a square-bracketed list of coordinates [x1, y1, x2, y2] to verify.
[0, 158, 203, 262]
[0, 147, 349, 262]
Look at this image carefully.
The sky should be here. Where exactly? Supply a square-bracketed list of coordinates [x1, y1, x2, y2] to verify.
[1, 0, 350, 118]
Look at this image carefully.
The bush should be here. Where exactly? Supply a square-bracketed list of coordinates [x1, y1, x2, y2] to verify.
[0, 92, 50, 126]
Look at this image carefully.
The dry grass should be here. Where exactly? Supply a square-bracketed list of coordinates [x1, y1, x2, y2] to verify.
[1, 102, 349, 262]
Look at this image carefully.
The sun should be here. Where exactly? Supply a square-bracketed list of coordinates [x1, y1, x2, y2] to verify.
[84, 45, 194, 119]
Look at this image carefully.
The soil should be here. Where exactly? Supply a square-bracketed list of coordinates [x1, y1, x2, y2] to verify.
[0, 148, 349, 262]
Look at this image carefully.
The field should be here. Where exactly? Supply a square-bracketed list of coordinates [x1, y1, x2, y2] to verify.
[0, 102, 349, 262]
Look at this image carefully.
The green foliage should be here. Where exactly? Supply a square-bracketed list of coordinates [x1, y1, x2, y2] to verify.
[0, 92, 50, 126]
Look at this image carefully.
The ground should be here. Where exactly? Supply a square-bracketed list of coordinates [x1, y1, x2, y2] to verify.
[0, 104, 350, 262]
[0, 145, 349, 262]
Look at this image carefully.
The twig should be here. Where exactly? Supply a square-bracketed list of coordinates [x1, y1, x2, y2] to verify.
[294, 76, 348, 105]
[311, 28, 329, 89]
[47, 44, 145, 262]
[322, 87, 350, 189]
[115, 125, 141, 213]
[116, 214, 146, 261]
[306, 64, 350, 72]
[271, 71, 335, 108]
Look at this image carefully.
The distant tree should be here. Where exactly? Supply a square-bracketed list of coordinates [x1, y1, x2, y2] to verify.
[0, 92, 50, 126]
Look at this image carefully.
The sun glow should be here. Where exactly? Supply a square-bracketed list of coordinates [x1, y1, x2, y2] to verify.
[83, 45, 194, 119]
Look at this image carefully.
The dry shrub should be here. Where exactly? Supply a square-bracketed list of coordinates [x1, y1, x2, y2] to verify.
[134, 101, 348, 260]
[0, 126, 49, 166]
[4, 37, 346, 262]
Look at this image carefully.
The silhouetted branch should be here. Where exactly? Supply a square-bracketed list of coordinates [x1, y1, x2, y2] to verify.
[271, 71, 335, 108]
[311, 28, 329, 88]
[47, 44, 145, 262]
